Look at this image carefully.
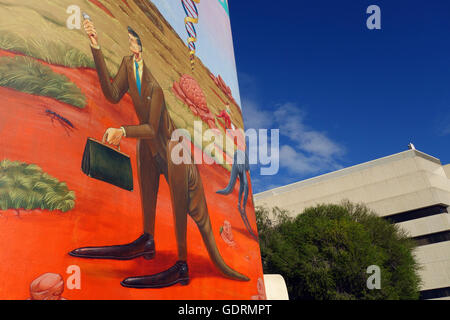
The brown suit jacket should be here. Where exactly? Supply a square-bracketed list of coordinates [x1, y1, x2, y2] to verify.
[91, 47, 174, 161]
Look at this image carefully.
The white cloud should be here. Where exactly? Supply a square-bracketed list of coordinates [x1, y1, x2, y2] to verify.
[279, 145, 321, 174]
[299, 131, 343, 158]
[243, 99, 345, 177]
[279, 145, 342, 175]
[242, 98, 274, 130]
[273, 102, 344, 158]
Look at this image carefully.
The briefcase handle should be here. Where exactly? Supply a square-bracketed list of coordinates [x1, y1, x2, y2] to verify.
[102, 131, 121, 151]
[87, 138, 130, 157]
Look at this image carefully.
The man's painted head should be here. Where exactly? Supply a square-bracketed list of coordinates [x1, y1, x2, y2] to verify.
[127, 26, 142, 54]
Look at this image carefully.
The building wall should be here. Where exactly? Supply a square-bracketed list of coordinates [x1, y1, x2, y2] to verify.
[444, 164, 450, 179]
[254, 150, 450, 298]
[0, 0, 264, 300]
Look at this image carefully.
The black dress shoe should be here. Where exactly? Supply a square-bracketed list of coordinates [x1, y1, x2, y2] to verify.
[121, 261, 190, 289]
[69, 233, 155, 260]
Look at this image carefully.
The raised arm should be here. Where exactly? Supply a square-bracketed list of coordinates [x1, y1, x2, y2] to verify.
[84, 18, 129, 104]
[91, 49, 129, 104]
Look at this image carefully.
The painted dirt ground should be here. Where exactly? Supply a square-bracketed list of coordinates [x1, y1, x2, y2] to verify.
[0, 51, 262, 300]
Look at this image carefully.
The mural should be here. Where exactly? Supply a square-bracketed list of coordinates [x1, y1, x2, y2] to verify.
[0, 0, 265, 300]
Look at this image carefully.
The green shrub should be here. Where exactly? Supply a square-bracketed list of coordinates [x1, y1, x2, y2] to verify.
[0, 56, 86, 108]
[0, 160, 76, 213]
[256, 202, 421, 300]
[0, 31, 95, 69]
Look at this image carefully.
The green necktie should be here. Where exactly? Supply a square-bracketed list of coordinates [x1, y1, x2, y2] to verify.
[135, 61, 141, 96]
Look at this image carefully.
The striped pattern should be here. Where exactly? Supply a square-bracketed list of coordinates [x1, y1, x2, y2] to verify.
[181, 0, 200, 70]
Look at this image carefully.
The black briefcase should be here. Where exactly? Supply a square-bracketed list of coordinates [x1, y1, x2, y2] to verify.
[81, 138, 133, 191]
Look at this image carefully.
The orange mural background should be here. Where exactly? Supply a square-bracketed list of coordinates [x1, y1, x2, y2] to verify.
[0, 0, 265, 300]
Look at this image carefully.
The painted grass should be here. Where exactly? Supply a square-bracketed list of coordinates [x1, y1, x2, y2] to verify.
[0, 56, 86, 108]
[0, 31, 95, 69]
[0, 160, 76, 213]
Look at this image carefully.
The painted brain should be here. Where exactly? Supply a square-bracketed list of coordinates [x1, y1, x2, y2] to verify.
[178, 75, 208, 111]
[29, 273, 65, 300]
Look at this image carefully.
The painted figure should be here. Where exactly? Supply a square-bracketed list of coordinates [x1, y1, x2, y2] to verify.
[69, 18, 249, 289]
[217, 103, 235, 130]
[217, 150, 257, 240]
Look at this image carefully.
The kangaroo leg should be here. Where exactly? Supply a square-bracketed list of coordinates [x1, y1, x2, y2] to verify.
[216, 159, 239, 195]
[137, 140, 160, 237]
[119, 141, 190, 289]
[238, 172, 244, 211]
[167, 140, 189, 261]
[238, 171, 258, 240]
[181, 151, 249, 281]
[242, 171, 249, 213]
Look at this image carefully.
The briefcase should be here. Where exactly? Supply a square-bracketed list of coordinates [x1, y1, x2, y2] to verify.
[81, 138, 133, 191]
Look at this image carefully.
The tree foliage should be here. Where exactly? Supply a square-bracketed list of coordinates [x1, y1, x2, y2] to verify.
[0, 160, 76, 213]
[256, 202, 421, 300]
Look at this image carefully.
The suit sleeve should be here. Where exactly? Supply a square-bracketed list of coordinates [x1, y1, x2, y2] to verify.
[91, 47, 129, 104]
[122, 85, 164, 139]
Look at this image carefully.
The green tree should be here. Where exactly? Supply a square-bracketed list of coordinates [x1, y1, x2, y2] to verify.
[256, 202, 421, 300]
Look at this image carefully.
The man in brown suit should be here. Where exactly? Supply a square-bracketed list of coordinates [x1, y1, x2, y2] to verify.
[69, 20, 249, 288]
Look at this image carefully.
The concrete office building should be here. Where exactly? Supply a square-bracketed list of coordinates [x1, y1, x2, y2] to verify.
[254, 149, 450, 300]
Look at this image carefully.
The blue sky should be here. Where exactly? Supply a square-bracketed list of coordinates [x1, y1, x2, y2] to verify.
[228, 0, 450, 193]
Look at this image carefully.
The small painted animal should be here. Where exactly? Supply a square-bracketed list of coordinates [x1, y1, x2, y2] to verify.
[44, 109, 75, 136]
[217, 150, 257, 240]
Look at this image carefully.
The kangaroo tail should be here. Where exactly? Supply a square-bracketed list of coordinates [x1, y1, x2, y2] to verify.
[216, 160, 239, 195]
[190, 207, 250, 282]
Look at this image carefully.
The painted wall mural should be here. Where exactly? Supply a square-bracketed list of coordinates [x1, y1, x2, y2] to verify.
[0, 0, 265, 300]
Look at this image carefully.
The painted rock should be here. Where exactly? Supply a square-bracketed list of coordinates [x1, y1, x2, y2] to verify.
[29, 273, 65, 300]
[221, 220, 236, 247]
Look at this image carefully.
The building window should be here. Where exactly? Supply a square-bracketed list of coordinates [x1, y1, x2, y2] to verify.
[384, 205, 448, 224]
[413, 230, 450, 247]
[420, 286, 450, 300]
